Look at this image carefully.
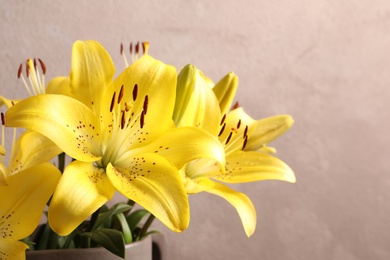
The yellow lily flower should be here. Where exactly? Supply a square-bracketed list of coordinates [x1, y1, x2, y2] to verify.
[5, 40, 225, 236]
[174, 65, 295, 237]
[0, 122, 61, 259]
[0, 164, 61, 259]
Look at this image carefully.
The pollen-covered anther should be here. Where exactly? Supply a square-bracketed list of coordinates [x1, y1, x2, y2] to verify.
[242, 135, 248, 150]
[243, 125, 248, 139]
[132, 84, 138, 101]
[142, 41, 149, 55]
[143, 95, 149, 114]
[218, 122, 226, 137]
[225, 132, 233, 145]
[220, 114, 226, 126]
[237, 119, 241, 129]
[1, 112, 5, 125]
[121, 110, 126, 129]
[140, 110, 145, 129]
[110, 91, 116, 112]
[118, 85, 125, 104]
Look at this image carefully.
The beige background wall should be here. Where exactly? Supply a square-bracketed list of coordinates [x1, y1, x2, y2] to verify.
[1, 1, 389, 259]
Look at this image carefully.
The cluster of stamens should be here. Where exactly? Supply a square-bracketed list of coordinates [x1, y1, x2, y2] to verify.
[218, 112, 249, 151]
[17, 58, 46, 96]
[109, 84, 149, 131]
[120, 41, 150, 67]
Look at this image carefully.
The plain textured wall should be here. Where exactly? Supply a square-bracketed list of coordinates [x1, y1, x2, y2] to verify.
[1, 1, 389, 259]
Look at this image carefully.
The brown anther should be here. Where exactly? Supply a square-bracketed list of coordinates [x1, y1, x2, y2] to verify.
[140, 110, 145, 129]
[1, 112, 5, 125]
[132, 84, 138, 101]
[120, 43, 124, 54]
[26, 61, 30, 77]
[232, 101, 240, 110]
[118, 85, 124, 104]
[130, 42, 133, 54]
[33, 58, 37, 69]
[143, 95, 149, 114]
[242, 135, 248, 150]
[17, 64, 23, 79]
[110, 92, 116, 112]
[121, 111, 126, 129]
[243, 125, 248, 139]
[225, 132, 233, 145]
[142, 42, 147, 54]
[135, 42, 139, 54]
[38, 59, 46, 74]
[218, 122, 226, 137]
[220, 114, 226, 126]
[237, 119, 241, 129]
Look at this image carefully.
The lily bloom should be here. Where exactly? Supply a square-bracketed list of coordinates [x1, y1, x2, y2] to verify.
[5, 40, 225, 236]
[174, 65, 295, 237]
[0, 119, 61, 259]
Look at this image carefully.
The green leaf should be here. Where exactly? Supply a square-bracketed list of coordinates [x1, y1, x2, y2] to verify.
[126, 209, 150, 231]
[80, 228, 125, 258]
[94, 203, 132, 229]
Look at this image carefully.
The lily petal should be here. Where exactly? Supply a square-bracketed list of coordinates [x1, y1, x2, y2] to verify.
[5, 94, 102, 162]
[205, 182, 257, 237]
[182, 175, 215, 194]
[220, 108, 293, 153]
[9, 130, 62, 175]
[0, 240, 28, 260]
[126, 127, 225, 171]
[106, 153, 190, 232]
[46, 76, 72, 96]
[174, 65, 221, 136]
[212, 72, 238, 116]
[209, 151, 296, 183]
[48, 160, 116, 236]
[0, 164, 7, 186]
[69, 40, 115, 113]
[0, 163, 61, 240]
[245, 114, 294, 151]
[102, 54, 177, 147]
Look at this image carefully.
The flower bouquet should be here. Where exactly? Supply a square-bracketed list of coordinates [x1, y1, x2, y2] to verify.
[0, 40, 295, 259]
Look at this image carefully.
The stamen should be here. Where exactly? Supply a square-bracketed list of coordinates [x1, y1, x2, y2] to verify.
[232, 101, 240, 110]
[142, 42, 149, 55]
[237, 119, 241, 129]
[140, 110, 145, 129]
[121, 111, 126, 129]
[220, 114, 226, 125]
[132, 84, 138, 101]
[26, 60, 30, 77]
[135, 42, 139, 58]
[110, 92, 116, 112]
[17, 64, 23, 79]
[243, 125, 248, 139]
[143, 95, 149, 114]
[1, 113, 5, 125]
[38, 58, 46, 74]
[225, 132, 233, 145]
[118, 85, 124, 104]
[242, 135, 248, 150]
[120, 43, 129, 67]
[218, 122, 226, 137]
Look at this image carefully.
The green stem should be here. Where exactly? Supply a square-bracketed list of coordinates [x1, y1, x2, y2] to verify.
[116, 213, 132, 244]
[136, 214, 155, 241]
